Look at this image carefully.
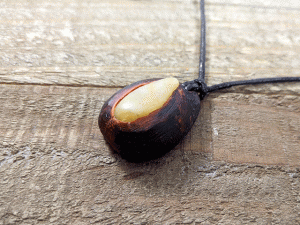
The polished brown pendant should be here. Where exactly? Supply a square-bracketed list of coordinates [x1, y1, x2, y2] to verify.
[98, 78, 201, 162]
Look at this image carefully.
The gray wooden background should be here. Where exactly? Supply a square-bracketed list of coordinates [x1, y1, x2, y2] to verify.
[0, 0, 300, 224]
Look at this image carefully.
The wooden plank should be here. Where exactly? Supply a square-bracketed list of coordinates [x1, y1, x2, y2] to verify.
[0, 84, 300, 224]
[0, 84, 299, 166]
[0, 0, 299, 89]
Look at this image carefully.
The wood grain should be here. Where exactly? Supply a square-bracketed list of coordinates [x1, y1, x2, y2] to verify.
[1, 0, 300, 224]
[210, 92, 300, 165]
[0, 1, 299, 89]
[0, 84, 211, 157]
[0, 84, 300, 224]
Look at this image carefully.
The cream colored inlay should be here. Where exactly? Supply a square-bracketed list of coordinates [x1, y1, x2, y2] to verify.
[114, 77, 179, 122]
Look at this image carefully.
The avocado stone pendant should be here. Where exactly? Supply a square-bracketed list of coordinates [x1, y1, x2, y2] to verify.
[98, 78, 200, 162]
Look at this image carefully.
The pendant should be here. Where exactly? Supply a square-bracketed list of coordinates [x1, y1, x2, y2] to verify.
[98, 78, 201, 162]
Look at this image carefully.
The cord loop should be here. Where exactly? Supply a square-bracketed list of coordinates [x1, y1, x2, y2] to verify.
[182, 79, 208, 100]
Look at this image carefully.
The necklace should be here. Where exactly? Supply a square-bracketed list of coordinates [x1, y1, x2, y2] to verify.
[99, 0, 300, 162]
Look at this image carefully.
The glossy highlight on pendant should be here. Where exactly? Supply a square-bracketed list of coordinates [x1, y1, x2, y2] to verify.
[98, 78, 201, 162]
[114, 77, 180, 123]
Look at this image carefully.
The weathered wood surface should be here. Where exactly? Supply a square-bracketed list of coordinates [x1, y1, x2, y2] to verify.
[1, 0, 300, 224]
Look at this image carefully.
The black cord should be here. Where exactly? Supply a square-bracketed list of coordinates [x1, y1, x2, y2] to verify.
[207, 77, 300, 93]
[198, 0, 206, 82]
[182, 0, 300, 100]
[182, 0, 206, 97]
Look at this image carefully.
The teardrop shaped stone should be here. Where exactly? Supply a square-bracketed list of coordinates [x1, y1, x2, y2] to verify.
[114, 77, 179, 122]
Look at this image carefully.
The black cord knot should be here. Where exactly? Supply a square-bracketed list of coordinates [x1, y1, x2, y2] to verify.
[182, 79, 208, 100]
